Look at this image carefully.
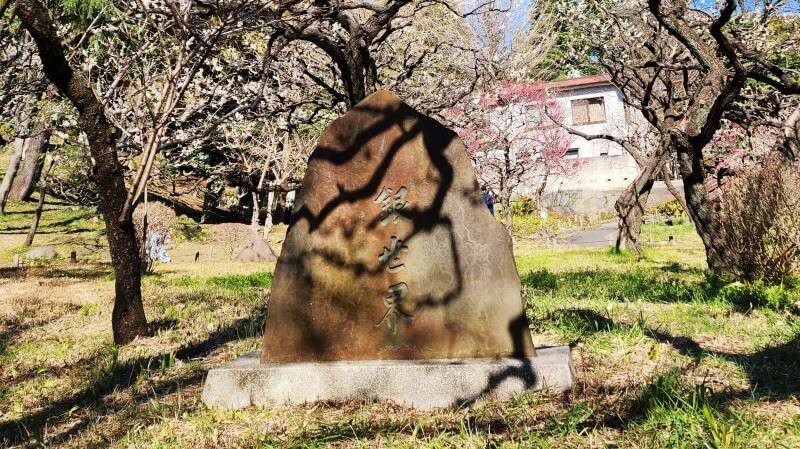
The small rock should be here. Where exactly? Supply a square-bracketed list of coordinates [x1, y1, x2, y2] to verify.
[25, 246, 57, 260]
[76, 245, 100, 255]
[236, 237, 278, 263]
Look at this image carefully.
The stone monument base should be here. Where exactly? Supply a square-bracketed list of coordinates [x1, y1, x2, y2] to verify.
[202, 346, 574, 410]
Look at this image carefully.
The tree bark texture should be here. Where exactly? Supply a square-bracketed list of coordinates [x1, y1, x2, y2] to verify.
[0, 138, 24, 214]
[767, 105, 800, 168]
[273, 190, 288, 224]
[200, 190, 211, 224]
[24, 183, 46, 247]
[614, 146, 669, 252]
[17, 0, 148, 344]
[250, 190, 260, 235]
[500, 193, 514, 243]
[262, 185, 275, 238]
[615, 178, 653, 253]
[9, 122, 50, 201]
[662, 165, 690, 221]
[671, 135, 727, 271]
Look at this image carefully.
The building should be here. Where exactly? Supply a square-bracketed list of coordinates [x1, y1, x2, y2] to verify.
[520, 74, 681, 215]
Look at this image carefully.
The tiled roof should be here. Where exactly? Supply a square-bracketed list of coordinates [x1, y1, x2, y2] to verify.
[527, 74, 613, 91]
[474, 74, 615, 107]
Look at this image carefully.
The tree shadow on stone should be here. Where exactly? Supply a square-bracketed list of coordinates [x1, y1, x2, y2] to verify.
[263, 95, 532, 363]
[286, 102, 466, 298]
[449, 313, 546, 407]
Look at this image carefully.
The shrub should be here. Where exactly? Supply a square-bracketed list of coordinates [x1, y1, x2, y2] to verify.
[170, 215, 207, 242]
[718, 165, 800, 283]
[655, 198, 685, 218]
[511, 197, 538, 216]
[717, 281, 798, 311]
[133, 201, 176, 273]
[512, 215, 545, 236]
[133, 201, 175, 239]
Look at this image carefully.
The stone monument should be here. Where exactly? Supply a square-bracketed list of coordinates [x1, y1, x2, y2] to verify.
[203, 91, 574, 409]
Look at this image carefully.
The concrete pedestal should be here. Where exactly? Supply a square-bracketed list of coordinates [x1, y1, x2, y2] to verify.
[202, 346, 574, 410]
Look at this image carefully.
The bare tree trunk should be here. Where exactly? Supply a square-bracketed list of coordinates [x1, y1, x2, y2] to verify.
[250, 190, 260, 235]
[501, 192, 513, 239]
[534, 171, 550, 216]
[341, 43, 375, 108]
[0, 138, 24, 214]
[23, 159, 52, 247]
[200, 190, 210, 224]
[18, 0, 148, 344]
[615, 179, 653, 253]
[614, 149, 668, 253]
[23, 183, 46, 247]
[10, 122, 50, 201]
[200, 182, 218, 224]
[273, 190, 288, 224]
[139, 187, 153, 274]
[767, 104, 800, 168]
[662, 165, 690, 221]
[263, 185, 274, 238]
[672, 137, 727, 272]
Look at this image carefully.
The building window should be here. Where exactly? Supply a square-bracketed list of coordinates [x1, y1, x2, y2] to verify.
[571, 97, 606, 125]
[564, 148, 579, 159]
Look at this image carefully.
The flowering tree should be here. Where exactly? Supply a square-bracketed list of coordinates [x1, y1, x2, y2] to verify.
[549, 0, 800, 275]
[13, 0, 272, 344]
[448, 82, 578, 239]
[0, 18, 49, 213]
[221, 120, 315, 237]
[85, 1, 270, 225]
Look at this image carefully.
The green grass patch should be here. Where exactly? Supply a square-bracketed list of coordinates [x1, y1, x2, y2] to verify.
[209, 272, 274, 290]
[631, 371, 754, 448]
[0, 199, 102, 234]
[518, 248, 800, 312]
[641, 218, 697, 242]
[2, 218, 800, 448]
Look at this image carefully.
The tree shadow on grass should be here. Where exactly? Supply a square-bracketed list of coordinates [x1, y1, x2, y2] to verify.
[0, 303, 267, 447]
[149, 318, 180, 334]
[548, 308, 799, 401]
[0, 213, 97, 234]
[0, 312, 80, 361]
[526, 307, 799, 439]
[0, 265, 113, 281]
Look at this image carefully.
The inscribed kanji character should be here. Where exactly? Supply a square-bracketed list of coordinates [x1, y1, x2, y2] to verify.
[375, 282, 413, 332]
[374, 186, 409, 225]
[377, 236, 408, 273]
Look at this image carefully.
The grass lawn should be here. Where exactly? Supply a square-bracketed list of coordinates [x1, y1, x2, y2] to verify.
[0, 201, 798, 448]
